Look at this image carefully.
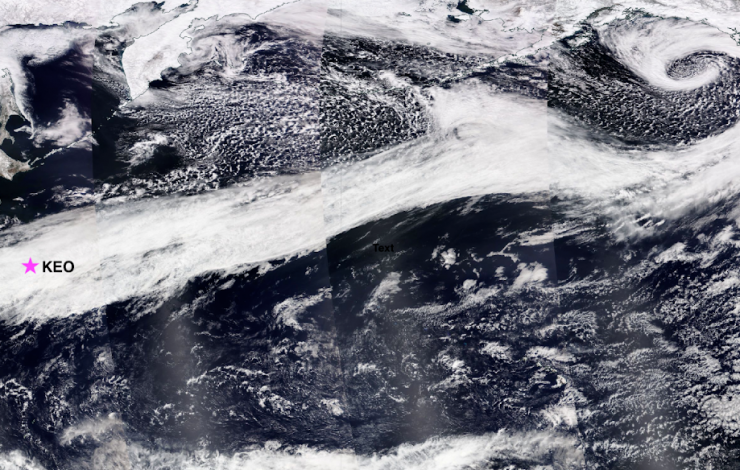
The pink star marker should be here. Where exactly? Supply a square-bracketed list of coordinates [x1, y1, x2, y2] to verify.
[22, 258, 39, 274]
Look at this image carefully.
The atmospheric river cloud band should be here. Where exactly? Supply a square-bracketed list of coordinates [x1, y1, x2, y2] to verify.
[3, 1, 740, 469]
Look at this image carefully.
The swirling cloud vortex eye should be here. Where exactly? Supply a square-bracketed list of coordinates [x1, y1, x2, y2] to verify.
[549, 16, 740, 147]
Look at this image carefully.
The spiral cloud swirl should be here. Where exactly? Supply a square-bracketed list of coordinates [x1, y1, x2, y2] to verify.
[550, 14, 740, 147]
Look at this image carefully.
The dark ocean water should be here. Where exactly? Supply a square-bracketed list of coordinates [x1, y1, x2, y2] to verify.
[0, 37, 93, 229]
[25, 42, 92, 128]
[7, 189, 740, 468]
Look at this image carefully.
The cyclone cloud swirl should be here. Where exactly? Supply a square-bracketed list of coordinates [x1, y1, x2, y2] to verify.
[550, 15, 740, 148]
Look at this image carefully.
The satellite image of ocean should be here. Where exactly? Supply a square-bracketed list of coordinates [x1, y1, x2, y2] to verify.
[1, 0, 740, 469]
